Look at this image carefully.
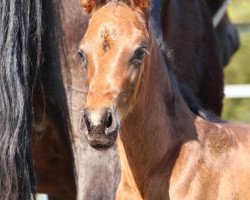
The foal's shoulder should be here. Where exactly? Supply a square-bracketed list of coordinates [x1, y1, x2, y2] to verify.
[194, 117, 250, 157]
[217, 122, 250, 149]
[188, 118, 250, 199]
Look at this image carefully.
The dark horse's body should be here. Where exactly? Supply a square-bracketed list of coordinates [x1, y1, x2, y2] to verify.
[152, 0, 238, 116]
[0, 0, 238, 199]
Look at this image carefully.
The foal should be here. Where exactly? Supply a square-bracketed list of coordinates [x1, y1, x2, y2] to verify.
[80, 1, 250, 199]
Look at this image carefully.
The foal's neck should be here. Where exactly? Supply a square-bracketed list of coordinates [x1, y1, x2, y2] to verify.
[117, 33, 197, 199]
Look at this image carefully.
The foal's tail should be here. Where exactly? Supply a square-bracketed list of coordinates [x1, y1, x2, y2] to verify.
[0, 0, 42, 199]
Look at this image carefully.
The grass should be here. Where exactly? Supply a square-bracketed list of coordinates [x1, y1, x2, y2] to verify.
[228, 0, 250, 24]
[223, 98, 250, 123]
[224, 33, 250, 85]
[221, 0, 250, 123]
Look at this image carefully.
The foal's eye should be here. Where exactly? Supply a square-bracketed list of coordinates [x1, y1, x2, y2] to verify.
[77, 50, 88, 66]
[130, 47, 148, 66]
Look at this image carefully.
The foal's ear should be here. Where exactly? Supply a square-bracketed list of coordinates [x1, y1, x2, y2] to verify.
[80, 0, 106, 14]
[132, 0, 150, 13]
[81, 0, 150, 14]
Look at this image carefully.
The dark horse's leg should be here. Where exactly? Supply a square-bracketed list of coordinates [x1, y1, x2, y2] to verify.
[32, 0, 76, 199]
[33, 101, 76, 199]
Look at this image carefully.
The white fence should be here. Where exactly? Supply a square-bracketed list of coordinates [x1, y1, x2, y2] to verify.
[224, 84, 250, 98]
[37, 194, 48, 200]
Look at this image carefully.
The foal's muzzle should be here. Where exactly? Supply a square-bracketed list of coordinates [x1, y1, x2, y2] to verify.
[80, 108, 118, 149]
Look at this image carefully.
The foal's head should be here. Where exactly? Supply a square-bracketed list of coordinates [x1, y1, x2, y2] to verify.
[79, 0, 151, 149]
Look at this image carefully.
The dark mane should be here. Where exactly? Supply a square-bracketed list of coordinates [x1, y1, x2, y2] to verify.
[0, 0, 42, 199]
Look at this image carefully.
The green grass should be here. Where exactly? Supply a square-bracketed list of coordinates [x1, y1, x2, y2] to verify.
[221, 0, 250, 123]
[223, 98, 250, 123]
[224, 33, 250, 84]
[228, 0, 250, 24]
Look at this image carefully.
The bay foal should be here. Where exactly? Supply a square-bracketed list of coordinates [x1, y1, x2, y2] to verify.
[80, 0, 250, 199]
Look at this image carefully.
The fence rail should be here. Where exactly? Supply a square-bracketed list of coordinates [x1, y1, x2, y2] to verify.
[224, 84, 250, 98]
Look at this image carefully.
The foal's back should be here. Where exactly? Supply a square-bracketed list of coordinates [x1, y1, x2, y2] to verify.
[171, 119, 250, 199]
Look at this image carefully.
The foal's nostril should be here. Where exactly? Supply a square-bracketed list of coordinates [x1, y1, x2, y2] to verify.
[105, 112, 112, 128]
[83, 113, 91, 131]
[104, 111, 117, 135]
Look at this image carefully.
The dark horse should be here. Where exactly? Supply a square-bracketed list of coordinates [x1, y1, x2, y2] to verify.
[0, 0, 238, 199]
